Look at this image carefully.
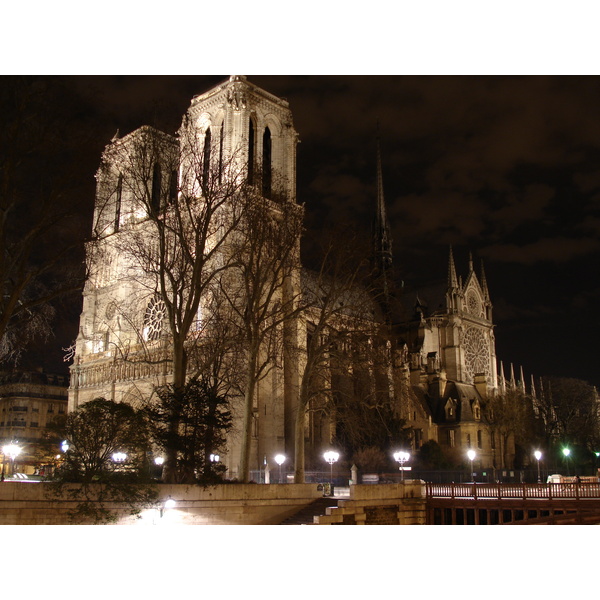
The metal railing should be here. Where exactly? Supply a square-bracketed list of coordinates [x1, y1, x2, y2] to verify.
[427, 481, 600, 500]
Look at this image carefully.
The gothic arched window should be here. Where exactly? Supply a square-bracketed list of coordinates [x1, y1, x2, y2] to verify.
[169, 170, 178, 203]
[114, 174, 123, 232]
[262, 126, 272, 199]
[151, 163, 162, 213]
[218, 121, 224, 183]
[203, 127, 211, 186]
[248, 119, 255, 184]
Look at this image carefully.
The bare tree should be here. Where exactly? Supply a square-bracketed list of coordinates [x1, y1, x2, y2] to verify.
[89, 126, 249, 482]
[483, 388, 532, 469]
[221, 192, 304, 482]
[293, 231, 382, 482]
[536, 376, 599, 451]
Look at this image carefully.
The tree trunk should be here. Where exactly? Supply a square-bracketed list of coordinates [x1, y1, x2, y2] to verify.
[294, 371, 313, 483]
[239, 346, 258, 483]
[294, 398, 306, 483]
[162, 339, 187, 483]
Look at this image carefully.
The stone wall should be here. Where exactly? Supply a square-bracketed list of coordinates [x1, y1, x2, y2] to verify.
[0, 481, 428, 525]
[316, 481, 427, 525]
[0, 482, 323, 525]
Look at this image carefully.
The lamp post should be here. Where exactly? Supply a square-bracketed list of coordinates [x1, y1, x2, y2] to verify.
[323, 450, 339, 492]
[393, 450, 410, 482]
[274, 454, 286, 483]
[534, 450, 542, 483]
[562, 447, 571, 476]
[467, 449, 476, 483]
[209, 453, 220, 478]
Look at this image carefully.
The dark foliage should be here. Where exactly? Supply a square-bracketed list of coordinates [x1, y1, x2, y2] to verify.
[144, 377, 233, 484]
[46, 397, 157, 523]
[333, 392, 410, 459]
[48, 397, 151, 483]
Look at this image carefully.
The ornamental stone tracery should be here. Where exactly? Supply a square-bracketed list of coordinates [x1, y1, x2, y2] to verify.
[143, 296, 167, 341]
[466, 289, 483, 318]
[463, 326, 490, 382]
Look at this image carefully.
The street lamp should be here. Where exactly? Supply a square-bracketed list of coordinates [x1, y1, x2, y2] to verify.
[209, 453, 220, 477]
[112, 451, 127, 463]
[61, 440, 70, 453]
[323, 450, 339, 491]
[534, 450, 542, 484]
[393, 450, 410, 482]
[274, 454, 286, 483]
[467, 449, 476, 483]
[159, 495, 176, 518]
[2, 443, 22, 479]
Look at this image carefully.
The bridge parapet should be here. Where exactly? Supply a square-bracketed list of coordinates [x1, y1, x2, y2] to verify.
[427, 482, 600, 500]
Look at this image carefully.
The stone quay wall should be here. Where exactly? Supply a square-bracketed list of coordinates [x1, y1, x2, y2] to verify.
[0, 482, 324, 525]
[316, 481, 427, 525]
[0, 481, 427, 525]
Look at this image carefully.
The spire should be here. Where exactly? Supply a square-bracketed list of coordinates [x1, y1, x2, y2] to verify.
[499, 361, 506, 393]
[530, 374, 537, 399]
[446, 245, 460, 312]
[448, 245, 459, 289]
[375, 135, 393, 271]
[480, 259, 490, 300]
[509, 363, 516, 390]
[372, 134, 394, 320]
[468, 251, 474, 272]
[519, 366, 526, 394]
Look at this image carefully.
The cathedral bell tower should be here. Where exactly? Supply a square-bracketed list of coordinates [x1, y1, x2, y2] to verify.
[179, 75, 299, 204]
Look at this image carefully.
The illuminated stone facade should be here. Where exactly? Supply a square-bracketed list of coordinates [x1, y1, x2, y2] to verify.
[399, 248, 512, 470]
[70, 76, 511, 477]
[70, 77, 302, 479]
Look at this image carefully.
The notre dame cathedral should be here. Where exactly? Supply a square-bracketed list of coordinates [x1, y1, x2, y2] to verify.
[69, 76, 517, 479]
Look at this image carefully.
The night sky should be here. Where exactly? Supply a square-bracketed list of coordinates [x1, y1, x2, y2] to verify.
[19, 75, 600, 389]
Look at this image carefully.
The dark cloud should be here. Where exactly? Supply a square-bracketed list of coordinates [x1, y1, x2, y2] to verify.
[6, 75, 600, 386]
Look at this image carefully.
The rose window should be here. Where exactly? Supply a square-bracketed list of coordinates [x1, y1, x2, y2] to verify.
[143, 297, 167, 341]
[466, 290, 482, 317]
[463, 327, 489, 382]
